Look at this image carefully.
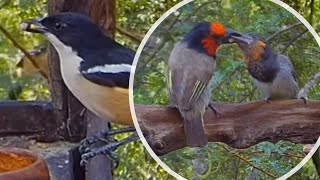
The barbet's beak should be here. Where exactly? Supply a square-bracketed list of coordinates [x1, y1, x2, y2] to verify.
[218, 29, 244, 44]
[20, 18, 47, 34]
[228, 32, 254, 45]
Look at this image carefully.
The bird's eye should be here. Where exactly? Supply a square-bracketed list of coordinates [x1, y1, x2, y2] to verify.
[54, 23, 63, 30]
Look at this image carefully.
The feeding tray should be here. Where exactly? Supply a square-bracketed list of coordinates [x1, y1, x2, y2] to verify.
[0, 147, 50, 180]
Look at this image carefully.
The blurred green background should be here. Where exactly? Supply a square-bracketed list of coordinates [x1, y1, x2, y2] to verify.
[133, 0, 320, 179]
[0, 0, 319, 179]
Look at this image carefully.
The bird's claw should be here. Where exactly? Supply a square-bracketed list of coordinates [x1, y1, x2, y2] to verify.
[79, 132, 116, 154]
[80, 144, 120, 168]
[79, 136, 101, 154]
[207, 102, 221, 117]
[265, 97, 271, 103]
[299, 97, 307, 104]
[79, 129, 138, 168]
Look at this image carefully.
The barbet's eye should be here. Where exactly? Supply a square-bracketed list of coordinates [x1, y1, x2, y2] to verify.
[54, 22, 63, 30]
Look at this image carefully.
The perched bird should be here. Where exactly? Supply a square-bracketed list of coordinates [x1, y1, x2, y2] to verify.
[20, 12, 137, 165]
[16, 46, 49, 80]
[168, 22, 232, 147]
[229, 33, 304, 102]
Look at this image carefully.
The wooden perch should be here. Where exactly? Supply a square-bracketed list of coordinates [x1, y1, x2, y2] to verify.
[135, 99, 320, 156]
[0, 101, 57, 140]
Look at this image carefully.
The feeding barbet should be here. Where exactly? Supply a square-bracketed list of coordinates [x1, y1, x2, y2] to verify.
[168, 22, 236, 147]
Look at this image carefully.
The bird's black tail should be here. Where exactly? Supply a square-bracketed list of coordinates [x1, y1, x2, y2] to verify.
[182, 110, 208, 147]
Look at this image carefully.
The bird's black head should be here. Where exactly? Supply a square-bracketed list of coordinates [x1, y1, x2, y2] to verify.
[182, 21, 236, 57]
[20, 12, 110, 51]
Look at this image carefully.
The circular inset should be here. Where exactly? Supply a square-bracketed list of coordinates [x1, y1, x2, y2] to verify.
[130, 0, 320, 179]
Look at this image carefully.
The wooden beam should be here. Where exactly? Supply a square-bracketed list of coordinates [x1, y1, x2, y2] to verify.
[136, 99, 320, 155]
[0, 101, 57, 141]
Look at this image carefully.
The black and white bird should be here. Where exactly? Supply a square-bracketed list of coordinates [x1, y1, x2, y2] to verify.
[20, 12, 138, 165]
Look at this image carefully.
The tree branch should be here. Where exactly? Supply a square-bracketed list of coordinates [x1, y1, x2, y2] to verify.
[299, 71, 320, 98]
[281, 29, 308, 53]
[135, 100, 320, 155]
[217, 144, 277, 179]
[0, 24, 48, 79]
[182, 0, 220, 23]
[266, 22, 303, 41]
[212, 65, 241, 91]
[116, 26, 143, 43]
[0, 0, 11, 10]
[309, 0, 315, 26]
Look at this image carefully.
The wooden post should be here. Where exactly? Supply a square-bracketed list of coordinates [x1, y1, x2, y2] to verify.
[47, 0, 87, 143]
[47, 0, 116, 179]
[85, 112, 113, 180]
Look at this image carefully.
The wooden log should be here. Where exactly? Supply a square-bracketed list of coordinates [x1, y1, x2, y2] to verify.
[136, 99, 320, 155]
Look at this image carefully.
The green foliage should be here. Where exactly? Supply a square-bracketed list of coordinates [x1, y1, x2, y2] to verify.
[134, 0, 320, 179]
[114, 1, 179, 178]
[0, 0, 49, 100]
[116, 0, 180, 49]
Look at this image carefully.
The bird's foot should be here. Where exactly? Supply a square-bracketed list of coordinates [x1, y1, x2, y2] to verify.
[79, 127, 136, 153]
[169, 104, 180, 113]
[80, 133, 139, 168]
[79, 127, 136, 165]
[79, 135, 114, 154]
[207, 102, 221, 117]
[265, 97, 272, 103]
[298, 97, 307, 104]
[80, 146, 119, 168]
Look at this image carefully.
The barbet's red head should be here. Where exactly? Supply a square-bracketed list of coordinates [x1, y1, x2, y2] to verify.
[209, 22, 226, 37]
[201, 22, 227, 56]
[183, 22, 229, 57]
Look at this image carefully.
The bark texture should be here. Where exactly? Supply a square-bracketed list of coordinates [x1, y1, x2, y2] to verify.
[136, 99, 320, 155]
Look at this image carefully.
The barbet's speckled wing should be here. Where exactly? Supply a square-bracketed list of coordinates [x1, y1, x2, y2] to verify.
[168, 42, 215, 110]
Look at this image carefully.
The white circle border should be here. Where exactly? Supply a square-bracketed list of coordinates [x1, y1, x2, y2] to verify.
[128, 0, 320, 180]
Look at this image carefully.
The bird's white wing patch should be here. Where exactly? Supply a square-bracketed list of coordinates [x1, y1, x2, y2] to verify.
[83, 64, 133, 74]
[189, 80, 207, 104]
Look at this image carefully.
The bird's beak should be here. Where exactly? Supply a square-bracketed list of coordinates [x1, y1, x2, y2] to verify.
[219, 29, 244, 44]
[20, 18, 48, 34]
[229, 33, 254, 45]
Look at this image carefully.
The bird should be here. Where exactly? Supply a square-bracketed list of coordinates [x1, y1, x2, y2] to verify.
[168, 22, 233, 147]
[229, 33, 305, 102]
[16, 46, 49, 80]
[20, 12, 138, 166]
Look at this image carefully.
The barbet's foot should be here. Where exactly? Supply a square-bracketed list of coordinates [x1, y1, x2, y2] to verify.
[207, 101, 221, 117]
[299, 97, 307, 104]
[79, 127, 137, 168]
[265, 97, 272, 103]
